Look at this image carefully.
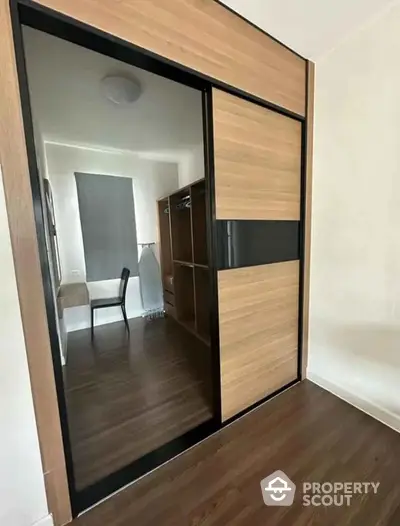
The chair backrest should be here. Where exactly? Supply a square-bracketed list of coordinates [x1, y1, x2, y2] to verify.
[119, 267, 130, 302]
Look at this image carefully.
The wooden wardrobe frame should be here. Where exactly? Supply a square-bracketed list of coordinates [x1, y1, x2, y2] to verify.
[0, 0, 315, 523]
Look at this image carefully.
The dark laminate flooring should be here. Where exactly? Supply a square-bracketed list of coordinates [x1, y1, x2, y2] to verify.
[63, 316, 213, 490]
[73, 380, 400, 526]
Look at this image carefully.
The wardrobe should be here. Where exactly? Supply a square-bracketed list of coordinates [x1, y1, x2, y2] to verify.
[0, 0, 313, 522]
[158, 179, 210, 345]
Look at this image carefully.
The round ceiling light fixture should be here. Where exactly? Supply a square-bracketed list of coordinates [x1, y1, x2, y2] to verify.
[101, 75, 142, 105]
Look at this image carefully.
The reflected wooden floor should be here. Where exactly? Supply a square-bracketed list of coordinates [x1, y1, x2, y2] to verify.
[74, 381, 400, 526]
[63, 316, 213, 490]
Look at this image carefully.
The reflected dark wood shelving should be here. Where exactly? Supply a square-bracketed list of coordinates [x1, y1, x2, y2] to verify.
[170, 189, 193, 263]
[192, 179, 208, 266]
[158, 179, 210, 346]
[173, 259, 208, 269]
[197, 332, 210, 346]
[176, 318, 196, 336]
[157, 198, 173, 293]
[173, 259, 194, 267]
[174, 262, 196, 333]
[174, 317, 210, 346]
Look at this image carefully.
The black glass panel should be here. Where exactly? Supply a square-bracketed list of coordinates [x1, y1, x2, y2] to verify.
[217, 220, 300, 270]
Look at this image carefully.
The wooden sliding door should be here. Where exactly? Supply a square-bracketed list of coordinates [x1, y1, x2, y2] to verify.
[218, 262, 299, 421]
[213, 89, 302, 421]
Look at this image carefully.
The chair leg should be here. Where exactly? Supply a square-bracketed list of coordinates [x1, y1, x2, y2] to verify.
[91, 307, 94, 340]
[121, 304, 129, 333]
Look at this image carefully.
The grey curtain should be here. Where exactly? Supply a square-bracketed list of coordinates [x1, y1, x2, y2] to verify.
[75, 173, 138, 281]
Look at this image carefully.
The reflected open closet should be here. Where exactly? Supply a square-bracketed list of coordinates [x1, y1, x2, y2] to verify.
[19, 22, 218, 508]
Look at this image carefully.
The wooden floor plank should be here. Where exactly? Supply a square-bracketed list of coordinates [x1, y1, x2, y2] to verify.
[64, 317, 212, 489]
[73, 381, 400, 525]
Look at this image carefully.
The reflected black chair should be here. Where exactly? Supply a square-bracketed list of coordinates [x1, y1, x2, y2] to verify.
[90, 267, 130, 339]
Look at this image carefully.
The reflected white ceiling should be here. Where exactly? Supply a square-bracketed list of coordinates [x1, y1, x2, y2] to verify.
[220, 0, 398, 59]
[22, 27, 203, 155]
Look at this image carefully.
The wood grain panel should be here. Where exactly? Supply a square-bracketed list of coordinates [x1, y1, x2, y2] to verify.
[218, 261, 299, 421]
[34, 0, 306, 115]
[301, 62, 315, 379]
[213, 89, 302, 220]
[0, 1, 71, 524]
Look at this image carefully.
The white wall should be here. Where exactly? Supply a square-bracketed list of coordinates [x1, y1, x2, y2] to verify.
[309, 3, 400, 431]
[220, 0, 396, 60]
[45, 142, 180, 331]
[0, 168, 51, 526]
[178, 145, 205, 187]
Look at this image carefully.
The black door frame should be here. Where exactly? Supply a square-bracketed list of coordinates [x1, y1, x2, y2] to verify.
[10, 0, 307, 515]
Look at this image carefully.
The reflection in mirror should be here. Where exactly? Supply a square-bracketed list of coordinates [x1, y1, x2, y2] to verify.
[22, 25, 214, 493]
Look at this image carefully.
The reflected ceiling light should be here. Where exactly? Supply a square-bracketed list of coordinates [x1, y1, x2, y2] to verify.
[101, 75, 142, 105]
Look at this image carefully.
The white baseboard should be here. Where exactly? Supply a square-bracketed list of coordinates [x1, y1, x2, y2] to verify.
[32, 515, 53, 526]
[307, 371, 400, 434]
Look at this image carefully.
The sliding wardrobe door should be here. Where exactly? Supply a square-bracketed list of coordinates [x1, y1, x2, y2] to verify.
[213, 89, 302, 421]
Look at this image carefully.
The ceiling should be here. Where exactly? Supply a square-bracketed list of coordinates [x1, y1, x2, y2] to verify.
[22, 27, 203, 155]
[220, 0, 397, 59]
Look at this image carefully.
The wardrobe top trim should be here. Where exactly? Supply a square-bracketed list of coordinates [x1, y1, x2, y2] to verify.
[17, 0, 306, 123]
[213, 0, 306, 62]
